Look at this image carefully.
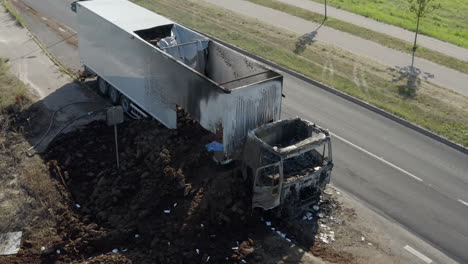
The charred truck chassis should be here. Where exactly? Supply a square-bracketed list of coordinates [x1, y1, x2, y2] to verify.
[242, 118, 333, 218]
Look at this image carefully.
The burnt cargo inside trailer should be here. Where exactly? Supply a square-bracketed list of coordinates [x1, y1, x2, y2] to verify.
[76, 0, 283, 157]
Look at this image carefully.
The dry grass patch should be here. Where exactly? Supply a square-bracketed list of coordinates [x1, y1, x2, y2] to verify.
[0, 58, 27, 110]
[0, 57, 62, 251]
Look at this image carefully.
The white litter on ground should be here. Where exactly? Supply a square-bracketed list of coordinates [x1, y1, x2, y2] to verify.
[112, 248, 118, 253]
[319, 233, 329, 244]
[75, 204, 81, 208]
[265, 221, 272, 226]
[122, 248, 128, 252]
[206, 256, 210, 262]
[196, 249, 200, 254]
[361, 236, 365, 241]
[164, 210, 171, 214]
[56, 249, 61, 254]
[232, 247, 239, 250]
[318, 230, 336, 244]
[303, 212, 314, 221]
[134, 234, 140, 238]
[0, 231, 22, 255]
[276, 231, 286, 238]
[173, 203, 177, 207]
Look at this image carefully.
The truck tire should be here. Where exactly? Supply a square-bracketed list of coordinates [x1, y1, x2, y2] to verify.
[109, 86, 120, 105]
[97, 77, 109, 95]
[120, 95, 131, 113]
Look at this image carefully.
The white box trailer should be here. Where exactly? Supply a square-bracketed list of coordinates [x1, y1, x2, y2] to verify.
[75, 0, 283, 158]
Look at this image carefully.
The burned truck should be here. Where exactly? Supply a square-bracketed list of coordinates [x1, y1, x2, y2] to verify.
[74, 0, 332, 217]
[242, 118, 333, 217]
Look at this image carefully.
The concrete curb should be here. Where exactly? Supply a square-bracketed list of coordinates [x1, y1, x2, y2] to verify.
[197, 30, 468, 155]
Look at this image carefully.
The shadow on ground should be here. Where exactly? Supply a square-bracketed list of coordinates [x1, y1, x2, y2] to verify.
[294, 19, 326, 54]
[390, 65, 435, 98]
[20, 80, 107, 153]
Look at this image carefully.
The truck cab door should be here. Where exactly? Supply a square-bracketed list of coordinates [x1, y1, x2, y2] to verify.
[252, 162, 283, 210]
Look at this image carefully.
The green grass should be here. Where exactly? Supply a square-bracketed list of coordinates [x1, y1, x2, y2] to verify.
[245, 0, 468, 74]
[134, 0, 468, 146]
[1, 0, 25, 27]
[0, 58, 28, 110]
[311, 0, 468, 48]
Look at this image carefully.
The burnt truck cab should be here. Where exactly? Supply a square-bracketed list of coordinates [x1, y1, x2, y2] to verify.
[242, 118, 333, 217]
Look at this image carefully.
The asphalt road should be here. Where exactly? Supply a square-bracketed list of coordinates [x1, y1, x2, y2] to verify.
[15, 0, 468, 262]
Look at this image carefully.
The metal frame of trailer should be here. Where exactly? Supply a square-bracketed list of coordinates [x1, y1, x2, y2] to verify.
[76, 0, 283, 158]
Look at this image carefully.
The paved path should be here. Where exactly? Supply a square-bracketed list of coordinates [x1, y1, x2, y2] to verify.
[275, 0, 468, 61]
[203, 0, 468, 97]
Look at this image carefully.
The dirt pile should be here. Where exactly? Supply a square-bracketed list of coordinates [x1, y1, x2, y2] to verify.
[43, 109, 260, 263]
[1, 104, 348, 264]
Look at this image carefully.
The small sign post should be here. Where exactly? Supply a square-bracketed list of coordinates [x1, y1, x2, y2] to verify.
[106, 106, 124, 169]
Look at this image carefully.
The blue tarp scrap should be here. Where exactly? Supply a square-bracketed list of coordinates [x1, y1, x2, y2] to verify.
[205, 141, 224, 152]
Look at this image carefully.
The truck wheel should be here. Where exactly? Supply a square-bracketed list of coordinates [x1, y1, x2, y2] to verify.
[109, 86, 120, 105]
[120, 95, 131, 113]
[97, 77, 109, 95]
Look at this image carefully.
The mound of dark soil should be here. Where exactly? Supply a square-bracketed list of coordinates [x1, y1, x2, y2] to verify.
[43, 109, 261, 263]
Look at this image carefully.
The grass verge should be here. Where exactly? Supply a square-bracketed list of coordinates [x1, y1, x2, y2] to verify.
[0, 61, 59, 251]
[245, 0, 468, 74]
[1, 0, 25, 27]
[131, 0, 468, 146]
[0, 58, 28, 110]
[311, 0, 468, 49]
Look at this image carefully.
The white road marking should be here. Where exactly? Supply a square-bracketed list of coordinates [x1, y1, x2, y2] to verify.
[458, 199, 468, 207]
[62, 24, 77, 34]
[404, 245, 432, 263]
[58, 27, 66, 32]
[41, 17, 47, 21]
[331, 133, 423, 182]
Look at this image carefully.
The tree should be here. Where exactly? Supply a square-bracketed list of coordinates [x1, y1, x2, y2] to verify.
[407, 0, 440, 67]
